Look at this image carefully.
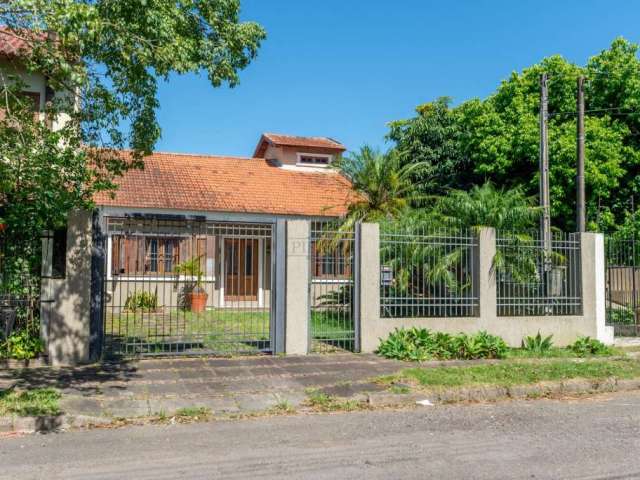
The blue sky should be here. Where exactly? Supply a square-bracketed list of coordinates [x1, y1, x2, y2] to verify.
[154, 0, 639, 157]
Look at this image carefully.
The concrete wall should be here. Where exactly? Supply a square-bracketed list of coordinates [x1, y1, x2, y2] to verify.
[40, 210, 92, 365]
[284, 220, 310, 354]
[359, 227, 614, 351]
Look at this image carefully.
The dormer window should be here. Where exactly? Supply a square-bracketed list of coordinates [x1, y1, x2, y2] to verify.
[297, 152, 332, 167]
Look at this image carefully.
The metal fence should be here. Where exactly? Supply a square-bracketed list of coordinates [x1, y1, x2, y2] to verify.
[380, 226, 479, 318]
[103, 216, 274, 356]
[605, 236, 639, 336]
[496, 231, 582, 316]
[0, 233, 41, 352]
[308, 222, 357, 353]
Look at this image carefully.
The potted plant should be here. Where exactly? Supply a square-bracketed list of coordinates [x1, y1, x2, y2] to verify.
[175, 256, 208, 313]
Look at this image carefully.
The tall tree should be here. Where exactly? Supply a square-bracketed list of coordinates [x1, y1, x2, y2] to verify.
[387, 38, 640, 233]
[0, 0, 265, 282]
[387, 96, 474, 194]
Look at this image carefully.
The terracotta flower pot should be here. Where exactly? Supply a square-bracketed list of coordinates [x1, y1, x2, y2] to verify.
[188, 290, 208, 313]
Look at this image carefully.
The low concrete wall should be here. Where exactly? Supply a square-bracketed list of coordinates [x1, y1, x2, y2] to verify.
[360, 227, 614, 351]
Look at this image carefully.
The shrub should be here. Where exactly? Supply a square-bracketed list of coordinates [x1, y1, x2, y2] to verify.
[124, 291, 159, 312]
[522, 332, 554, 355]
[1, 328, 44, 360]
[568, 336, 613, 357]
[376, 328, 508, 361]
[608, 308, 634, 325]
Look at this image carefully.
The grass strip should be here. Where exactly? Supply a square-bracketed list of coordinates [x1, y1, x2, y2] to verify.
[0, 388, 61, 417]
[380, 358, 640, 388]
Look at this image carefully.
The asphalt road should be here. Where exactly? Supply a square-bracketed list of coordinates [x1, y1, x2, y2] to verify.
[3, 391, 640, 480]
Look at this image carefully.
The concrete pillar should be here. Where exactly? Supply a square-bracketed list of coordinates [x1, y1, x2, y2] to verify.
[285, 220, 310, 354]
[359, 223, 381, 353]
[581, 232, 614, 344]
[477, 227, 497, 329]
[40, 210, 92, 365]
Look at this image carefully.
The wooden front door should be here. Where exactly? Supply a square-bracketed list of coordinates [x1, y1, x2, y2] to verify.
[224, 238, 259, 300]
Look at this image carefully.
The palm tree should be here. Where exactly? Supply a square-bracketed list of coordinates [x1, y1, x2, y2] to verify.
[432, 182, 540, 232]
[331, 145, 427, 230]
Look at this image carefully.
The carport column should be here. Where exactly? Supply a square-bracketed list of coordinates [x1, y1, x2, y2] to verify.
[359, 222, 381, 353]
[478, 227, 497, 329]
[285, 220, 310, 354]
[580, 232, 613, 344]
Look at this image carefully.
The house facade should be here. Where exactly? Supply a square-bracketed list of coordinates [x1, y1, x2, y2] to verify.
[39, 132, 359, 363]
[94, 135, 354, 314]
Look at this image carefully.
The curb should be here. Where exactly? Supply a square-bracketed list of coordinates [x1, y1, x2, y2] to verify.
[366, 377, 640, 407]
[0, 414, 112, 435]
[4, 377, 640, 435]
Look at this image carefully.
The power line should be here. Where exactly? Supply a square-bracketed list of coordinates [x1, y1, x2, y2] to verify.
[549, 107, 640, 117]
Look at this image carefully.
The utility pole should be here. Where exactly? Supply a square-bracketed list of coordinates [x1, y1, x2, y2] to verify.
[539, 73, 552, 268]
[576, 76, 586, 232]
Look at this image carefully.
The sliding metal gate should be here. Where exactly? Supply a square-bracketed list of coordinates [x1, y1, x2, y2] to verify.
[102, 216, 275, 356]
[308, 222, 359, 353]
[606, 236, 640, 336]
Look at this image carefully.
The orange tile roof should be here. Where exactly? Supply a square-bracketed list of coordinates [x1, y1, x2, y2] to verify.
[0, 27, 46, 58]
[94, 151, 356, 217]
[254, 133, 346, 157]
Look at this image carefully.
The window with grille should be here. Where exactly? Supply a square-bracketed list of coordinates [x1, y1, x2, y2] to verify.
[111, 235, 210, 276]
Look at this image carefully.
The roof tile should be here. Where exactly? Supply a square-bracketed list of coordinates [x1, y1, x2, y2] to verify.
[94, 152, 356, 217]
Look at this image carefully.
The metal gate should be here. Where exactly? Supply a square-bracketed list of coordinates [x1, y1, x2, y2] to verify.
[102, 216, 275, 356]
[308, 222, 359, 353]
[606, 236, 639, 336]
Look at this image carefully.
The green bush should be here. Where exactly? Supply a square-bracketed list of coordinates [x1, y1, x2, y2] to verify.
[124, 291, 159, 312]
[1, 328, 44, 360]
[522, 332, 554, 355]
[568, 336, 613, 357]
[376, 328, 508, 361]
[608, 308, 634, 325]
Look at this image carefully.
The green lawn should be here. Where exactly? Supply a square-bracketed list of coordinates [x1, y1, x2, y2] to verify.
[104, 308, 357, 354]
[105, 309, 270, 339]
[0, 388, 61, 417]
[379, 358, 640, 388]
[105, 309, 270, 353]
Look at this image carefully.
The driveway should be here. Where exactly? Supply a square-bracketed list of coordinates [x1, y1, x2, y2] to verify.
[3, 390, 640, 479]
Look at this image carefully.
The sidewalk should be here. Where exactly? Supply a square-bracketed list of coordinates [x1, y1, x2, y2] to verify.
[0, 354, 406, 420]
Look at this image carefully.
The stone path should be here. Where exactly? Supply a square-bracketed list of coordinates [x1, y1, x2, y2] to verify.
[0, 354, 406, 419]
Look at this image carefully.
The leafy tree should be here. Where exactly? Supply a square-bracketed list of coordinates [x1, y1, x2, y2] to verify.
[387, 38, 640, 233]
[0, 0, 265, 287]
[387, 97, 474, 194]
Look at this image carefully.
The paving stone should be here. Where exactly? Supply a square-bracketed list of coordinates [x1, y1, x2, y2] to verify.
[272, 391, 307, 408]
[197, 396, 240, 414]
[60, 396, 103, 417]
[319, 382, 386, 398]
[101, 399, 151, 418]
[234, 393, 280, 412]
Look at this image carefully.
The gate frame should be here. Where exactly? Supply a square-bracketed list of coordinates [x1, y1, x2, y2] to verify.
[98, 213, 281, 358]
[307, 220, 360, 353]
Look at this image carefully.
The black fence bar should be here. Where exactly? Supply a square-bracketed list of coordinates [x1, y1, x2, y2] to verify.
[309, 221, 356, 353]
[103, 216, 274, 357]
[496, 231, 582, 316]
[379, 225, 479, 318]
[605, 236, 639, 336]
